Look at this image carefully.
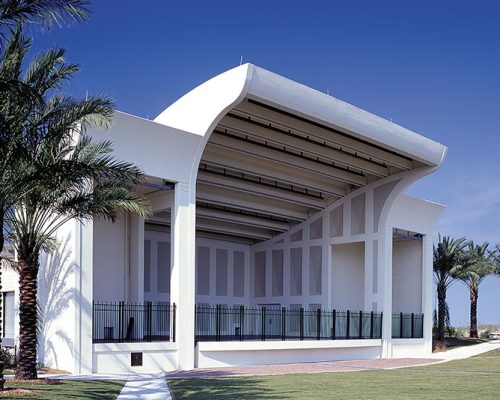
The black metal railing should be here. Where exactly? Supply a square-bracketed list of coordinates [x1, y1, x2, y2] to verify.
[392, 312, 424, 338]
[92, 301, 176, 343]
[195, 305, 382, 342]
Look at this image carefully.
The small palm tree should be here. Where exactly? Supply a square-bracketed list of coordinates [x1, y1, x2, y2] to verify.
[455, 242, 496, 338]
[433, 235, 468, 341]
[2, 29, 150, 380]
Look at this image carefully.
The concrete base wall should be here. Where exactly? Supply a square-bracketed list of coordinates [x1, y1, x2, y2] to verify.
[93, 342, 178, 374]
[390, 339, 431, 358]
[196, 340, 382, 368]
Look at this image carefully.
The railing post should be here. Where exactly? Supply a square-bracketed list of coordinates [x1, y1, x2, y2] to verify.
[380, 312, 383, 338]
[119, 301, 124, 343]
[400, 312, 404, 339]
[92, 300, 95, 342]
[359, 311, 363, 339]
[370, 311, 374, 339]
[146, 301, 152, 342]
[261, 307, 266, 341]
[300, 308, 304, 340]
[332, 309, 336, 340]
[317, 309, 321, 340]
[411, 313, 415, 338]
[172, 303, 176, 343]
[240, 306, 244, 341]
[281, 307, 286, 341]
[216, 305, 221, 341]
[346, 310, 350, 339]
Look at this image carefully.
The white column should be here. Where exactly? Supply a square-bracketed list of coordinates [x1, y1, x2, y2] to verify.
[75, 219, 93, 374]
[170, 181, 196, 369]
[378, 225, 393, 358]
[422, 234, 434, 354]
[128, 214, 145, 302]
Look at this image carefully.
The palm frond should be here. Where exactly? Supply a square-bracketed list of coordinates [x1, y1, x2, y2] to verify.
[0, 0, 91, 30]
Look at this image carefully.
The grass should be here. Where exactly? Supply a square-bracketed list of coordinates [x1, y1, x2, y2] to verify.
[433, 337, 489, 351]
[0, 379, 125, 399]
[168, 349, 500, 400]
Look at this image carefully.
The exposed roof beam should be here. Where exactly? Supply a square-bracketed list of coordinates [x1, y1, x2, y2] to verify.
[197, 170, 325, 210]
[202, 146, 347, 197]
[197, 183, 309, 221]
[208, 132, 366, 187]
[197, 217, 274, 240]
[234, 100, 414, 170]
[148, 190, 174, 213]
[220, 115, 389, 178]
[197, 207, 290, 232]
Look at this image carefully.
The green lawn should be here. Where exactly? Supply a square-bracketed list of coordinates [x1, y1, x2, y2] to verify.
[0, 379, 125, 399]
[168, 349, 500, 400]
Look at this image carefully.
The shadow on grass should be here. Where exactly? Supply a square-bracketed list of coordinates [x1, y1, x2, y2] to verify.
[168, 377, 289, 400]
[3, 380, 124, 400]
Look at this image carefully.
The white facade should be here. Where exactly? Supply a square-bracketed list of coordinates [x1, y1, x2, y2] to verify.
[1, 64, 446, 373]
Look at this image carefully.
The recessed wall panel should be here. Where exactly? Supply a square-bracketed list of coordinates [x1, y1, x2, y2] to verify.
[272, 249, 284, 297]
[309, 246, 322, 295]
[329, 205, 343, 237]
[254, 251, 266, 297]
[196, 246, 210, 295]
[290, 248, 302, 296]
[233, 251, 245, 297]
[157, 241, 170, 293]
[216, 249, 228, 296]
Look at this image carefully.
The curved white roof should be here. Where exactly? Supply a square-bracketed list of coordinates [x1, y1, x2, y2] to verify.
[155, 63, 446, 167]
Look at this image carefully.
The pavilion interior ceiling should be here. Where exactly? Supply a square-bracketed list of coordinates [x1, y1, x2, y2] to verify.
[155, 97, 423, 243]
[195, 98, 423, 243]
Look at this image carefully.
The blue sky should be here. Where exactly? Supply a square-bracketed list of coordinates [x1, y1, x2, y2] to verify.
[30, 0, 500, 326]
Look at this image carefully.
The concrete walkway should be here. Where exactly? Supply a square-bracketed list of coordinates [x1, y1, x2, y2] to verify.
[165, 358, 441, 379]
[429, 339, 500, 361]
[116, 373, 172, 400]
[5, 372, 173, 400]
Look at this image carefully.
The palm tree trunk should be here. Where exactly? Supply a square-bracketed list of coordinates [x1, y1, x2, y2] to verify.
[469, 285, 478, 338]
[0, 206, 5, 389]
[437, 284, 447, 341]
[15, 248, 39, 380]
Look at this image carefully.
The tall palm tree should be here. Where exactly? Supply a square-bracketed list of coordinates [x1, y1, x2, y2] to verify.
[0, 0, 92, 388]
[433, 235, 468, 341]
[455, 242, 495, 338]
[2, 29, 150, 380]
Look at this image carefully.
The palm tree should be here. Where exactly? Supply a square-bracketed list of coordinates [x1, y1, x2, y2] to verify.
[454, 242, 496, 338]
[0, 0, 90, 390]
[2, 29, 150, 380]
[433, 235, 468, 341]
[0, 0, 92, 387]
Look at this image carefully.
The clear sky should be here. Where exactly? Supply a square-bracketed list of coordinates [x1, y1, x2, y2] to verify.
[29, 0, 500, 326]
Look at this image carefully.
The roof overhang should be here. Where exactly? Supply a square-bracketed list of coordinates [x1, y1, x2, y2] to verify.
[150, 64, 447, 242]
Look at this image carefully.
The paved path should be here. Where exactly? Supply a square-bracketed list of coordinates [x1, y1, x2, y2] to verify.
[165, 340, 500, 379]
[429, 339, 500, 361]
[165, 358, 440, 379]
[116, 373, 172, 400]
[5, 372, 173, 400]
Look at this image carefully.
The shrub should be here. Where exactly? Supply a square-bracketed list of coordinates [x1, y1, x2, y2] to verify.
[0, 347, 14, 368]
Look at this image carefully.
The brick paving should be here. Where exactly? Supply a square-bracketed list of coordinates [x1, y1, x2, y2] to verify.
[165, 358, 441, 379]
